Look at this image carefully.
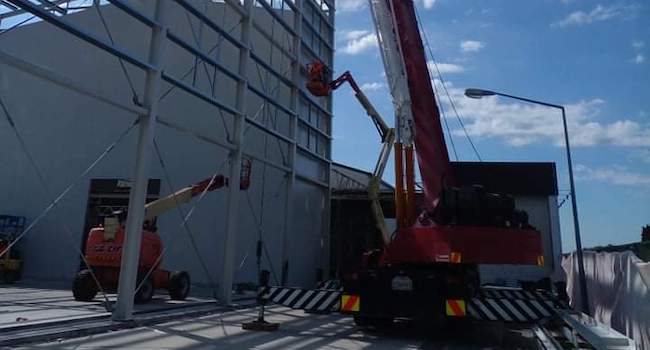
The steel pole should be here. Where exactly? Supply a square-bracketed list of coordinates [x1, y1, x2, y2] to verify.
[219, 0, 253, 305]
[112, 0, 167, 321]
[490, 91, 590, 315]
[561, 107, 590, 315]
[281, 0, 302, 285]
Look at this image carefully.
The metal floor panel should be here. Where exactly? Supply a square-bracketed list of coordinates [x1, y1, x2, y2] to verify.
[0, 281, 221, 330]
[14, 306, 544, 349]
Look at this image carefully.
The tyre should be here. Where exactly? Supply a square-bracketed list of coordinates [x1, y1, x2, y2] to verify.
[353, 315, 392, 328]
[353, 315, 368, 327]
[72, 269, 98, 302]
[135, 277, 155, 303]
[9, 249, 20, 260]
[168, 271, 190, 300]
[3, 269, 18, 284]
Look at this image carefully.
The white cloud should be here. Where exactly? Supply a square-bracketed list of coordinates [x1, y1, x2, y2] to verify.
[432, 80, 650, 148]
[342, 30, 369, 41]
[339, 30, 378, 55]
[575, 164, 650, 186]
[360, 82, 385, 91]
[338, 0, 436, 12]
[337, 0, 366, 12]
[460, 40, 485, 53]
[636, 149, 650, 164]
[634, 54, 646, 64]
[422, 0, 437, 9]
[427, 60, 464, 75]
[552, 4, 639, 27]
[630, 41, 645, 64]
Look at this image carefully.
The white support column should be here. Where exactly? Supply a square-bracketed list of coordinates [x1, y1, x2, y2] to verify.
[321, 2, 334, 283]
[219, 0, 253, 305]
[112, 0, 168, 321]
[280, 0, 302, 286]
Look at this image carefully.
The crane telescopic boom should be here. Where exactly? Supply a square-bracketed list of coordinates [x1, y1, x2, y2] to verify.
[369, 0, 454, 224]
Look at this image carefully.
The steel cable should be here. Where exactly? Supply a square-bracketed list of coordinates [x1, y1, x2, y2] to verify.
[414, 6, 482, 161]
[133, 139, 229, 300]
[0, 0, 90, 37]
[158, 15, 242, 101]
[244, 189, 281, 286]
[139, 139, 222, 299]
[433, 79, 459, 161]
[126, 1, 292, 295]
[94, 1, 140, 106]
[0, 93, 138, 310]
[185, 9, 215, 93]
[157, 15, 244, 142]
[238, 4, 290, 286]
[183, 4, 233, 142]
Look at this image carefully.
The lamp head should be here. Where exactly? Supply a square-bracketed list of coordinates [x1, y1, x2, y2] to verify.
[465, 88, 496, 99]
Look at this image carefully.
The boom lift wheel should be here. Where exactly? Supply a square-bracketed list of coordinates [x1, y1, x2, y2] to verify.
[72, 269, 98, 301]
[2, 269, 18, 284]
[353, 315, 393, 328]
[135, 277, 155, 303]
[168, 271, 190, 300]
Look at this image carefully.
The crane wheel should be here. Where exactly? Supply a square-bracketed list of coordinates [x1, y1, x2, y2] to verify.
[72, 269, 98, 302]
[168, 271, 190, 300]
[353, 315, 368, 327]
[353, 315, 392, 328]
[135, 277, 155, 303]
[2, 269, 18, 284]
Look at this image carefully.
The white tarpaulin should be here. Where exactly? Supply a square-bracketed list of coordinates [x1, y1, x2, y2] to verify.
[563, 251, 650, 349]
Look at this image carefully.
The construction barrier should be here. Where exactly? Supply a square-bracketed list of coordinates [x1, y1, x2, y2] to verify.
[262, 282, 564, 323]
[468, 287, 563, 323]
[261, 285, 342, 313]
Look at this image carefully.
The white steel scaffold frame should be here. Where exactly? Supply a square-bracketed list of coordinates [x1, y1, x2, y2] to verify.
[0, 0, 335, 320]
[220, 0, 252, 306]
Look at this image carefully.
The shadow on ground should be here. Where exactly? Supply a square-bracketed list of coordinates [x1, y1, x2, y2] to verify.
[15, 305, 539, 349]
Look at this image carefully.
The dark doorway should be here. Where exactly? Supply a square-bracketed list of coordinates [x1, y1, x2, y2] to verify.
[79, 179, 161, 269]
[330, 193, 394, 280]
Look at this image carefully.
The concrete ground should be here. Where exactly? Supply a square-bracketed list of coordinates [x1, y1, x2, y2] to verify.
[0, 281, 245, 331]
[1, 282, 539, 349]
[15, 305, 539, 349]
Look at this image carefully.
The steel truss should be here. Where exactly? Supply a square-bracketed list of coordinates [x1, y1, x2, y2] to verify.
[0, 0, 334, 320]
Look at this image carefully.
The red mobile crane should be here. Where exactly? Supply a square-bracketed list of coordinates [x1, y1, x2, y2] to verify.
[308, 0, 544, 325]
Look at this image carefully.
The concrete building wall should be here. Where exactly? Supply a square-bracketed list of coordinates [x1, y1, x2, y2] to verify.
[0, 0, 334, 289]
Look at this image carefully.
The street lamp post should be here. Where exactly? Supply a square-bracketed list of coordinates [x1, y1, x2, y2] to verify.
[464, 88, 590, 315]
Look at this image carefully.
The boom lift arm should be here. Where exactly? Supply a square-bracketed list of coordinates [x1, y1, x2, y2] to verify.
[143, 159, 252, 221]
[143, 176, 226, 221]
[307, 62, 394, 246]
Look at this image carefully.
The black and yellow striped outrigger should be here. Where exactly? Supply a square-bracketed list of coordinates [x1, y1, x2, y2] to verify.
[260, 282, 565, 323]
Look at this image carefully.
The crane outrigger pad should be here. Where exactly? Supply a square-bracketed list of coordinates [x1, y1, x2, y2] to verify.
[261, 286, 342, 314]
[262, 284, 565, 324]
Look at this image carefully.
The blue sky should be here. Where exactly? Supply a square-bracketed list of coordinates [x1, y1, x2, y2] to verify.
[332, 0, 649, 252]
